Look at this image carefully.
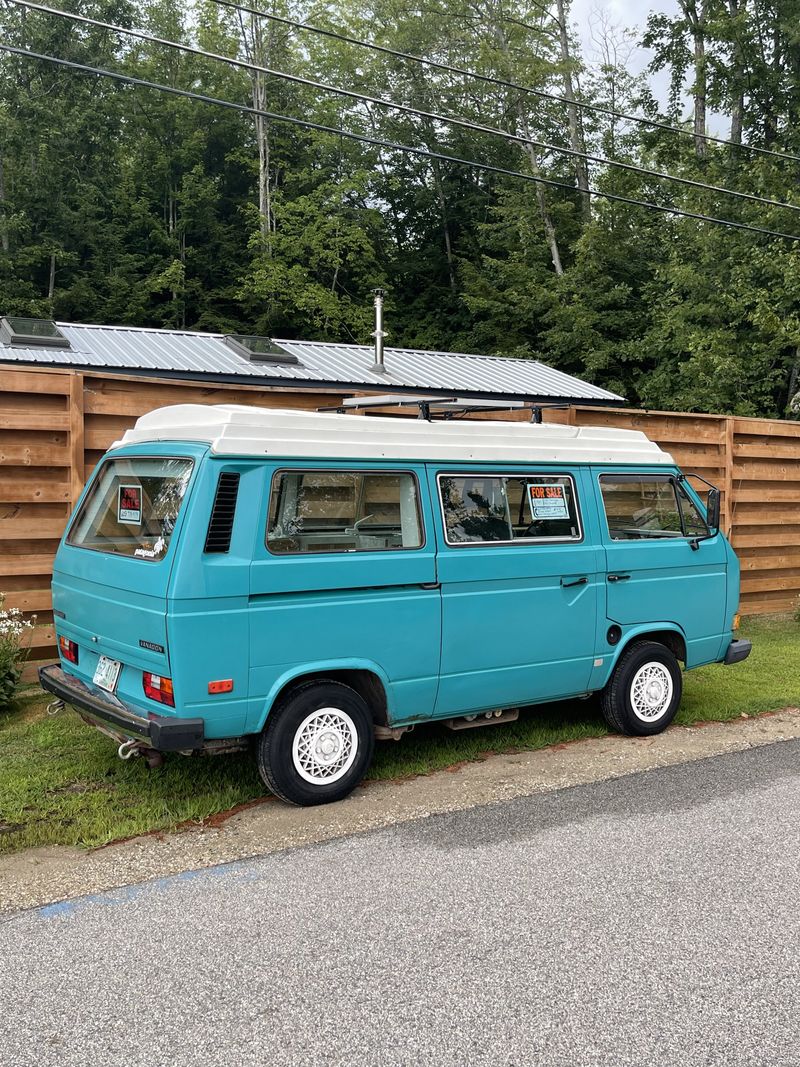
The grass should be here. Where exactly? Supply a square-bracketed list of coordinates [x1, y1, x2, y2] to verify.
[0, 615, 797, 856]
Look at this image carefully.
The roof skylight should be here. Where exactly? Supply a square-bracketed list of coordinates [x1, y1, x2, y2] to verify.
[224, 335, 300, 366]
[0, 316, 71, 349]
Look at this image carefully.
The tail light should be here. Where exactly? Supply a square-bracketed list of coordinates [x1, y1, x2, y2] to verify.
[143, 672, 175, 707]
[59, 636, 79, 664]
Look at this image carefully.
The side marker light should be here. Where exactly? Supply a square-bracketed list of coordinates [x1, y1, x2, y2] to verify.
[208, 679, 234, 695]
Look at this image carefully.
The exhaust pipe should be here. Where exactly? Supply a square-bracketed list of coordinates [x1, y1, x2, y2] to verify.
[371, 288, 387, 374]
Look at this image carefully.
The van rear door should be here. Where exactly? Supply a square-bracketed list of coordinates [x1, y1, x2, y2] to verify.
[52, 452, 197, 710]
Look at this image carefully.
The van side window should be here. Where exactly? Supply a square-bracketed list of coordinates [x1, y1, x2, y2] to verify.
[266, 471, 423, 554]
[600, 475, 706, 540]
[439, 474, 581, 544]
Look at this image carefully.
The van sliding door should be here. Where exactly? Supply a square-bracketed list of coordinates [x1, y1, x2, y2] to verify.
[431, 467, 602, 717]
[247, 464, 442, 728]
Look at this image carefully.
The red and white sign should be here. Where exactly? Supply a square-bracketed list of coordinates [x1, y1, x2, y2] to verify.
[118, 484, 142, 525]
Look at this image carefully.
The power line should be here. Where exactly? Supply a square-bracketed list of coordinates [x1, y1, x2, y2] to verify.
[209, 0, 800, 166]
[10, 0, 800, 219]
[3, 44, 799, 243]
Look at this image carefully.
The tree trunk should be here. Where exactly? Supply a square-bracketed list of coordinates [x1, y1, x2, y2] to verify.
[253, 74, 272, 246]
[180, 231, 187, 329]
[554, 0, 590, 221]
[786, 348, 800, 417]
[491, 11, 564, 274]
[693, 28, 707, 158]
[728, 0, 745, 145]
[680, 1, 707, 159]
[0, 153, 8, 254]
[522, 137, 564, 275]
[432, 159, 458, 293]
[408, 67, 459, 293]
[48, 252, 56, 301]
[364, 109, 404, 254]
[239, 12, 273, 251]
[764, 22, 781, 146]
[729, 92, 744, 145]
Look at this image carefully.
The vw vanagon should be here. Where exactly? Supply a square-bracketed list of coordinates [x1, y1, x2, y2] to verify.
[40, 404, 751, 805]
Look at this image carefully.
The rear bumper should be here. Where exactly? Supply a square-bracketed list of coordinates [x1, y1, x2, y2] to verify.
[724, 639, 752, 665]
[38, 664, 205, 752]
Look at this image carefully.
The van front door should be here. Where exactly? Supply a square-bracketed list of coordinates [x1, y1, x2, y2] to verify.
[431, 468, 602, 717]
[596, 472, 729, 666]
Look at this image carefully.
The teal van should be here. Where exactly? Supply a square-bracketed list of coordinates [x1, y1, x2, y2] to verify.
[40, 404, 751, 806]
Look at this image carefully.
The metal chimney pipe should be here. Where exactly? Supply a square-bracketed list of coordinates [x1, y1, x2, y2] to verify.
[371, 288, 387, 373]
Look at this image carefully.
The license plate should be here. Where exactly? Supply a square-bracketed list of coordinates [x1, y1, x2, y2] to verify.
[93, 655, 122, 694]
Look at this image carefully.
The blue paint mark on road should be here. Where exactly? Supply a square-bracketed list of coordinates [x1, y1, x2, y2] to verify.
[34, 856, 260, 921]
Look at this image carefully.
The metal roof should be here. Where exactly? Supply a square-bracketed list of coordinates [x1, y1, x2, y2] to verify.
[0, 320, 624, 404]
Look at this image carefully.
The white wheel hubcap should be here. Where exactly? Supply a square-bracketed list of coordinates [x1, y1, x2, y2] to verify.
[630, 662, 674, 722]
[292, 707, 359, 785]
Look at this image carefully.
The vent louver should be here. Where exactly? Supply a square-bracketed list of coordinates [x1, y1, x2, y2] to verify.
[204, 472, 240, 553]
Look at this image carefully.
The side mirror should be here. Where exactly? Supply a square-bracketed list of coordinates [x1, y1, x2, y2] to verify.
[706, 487, 721, 532]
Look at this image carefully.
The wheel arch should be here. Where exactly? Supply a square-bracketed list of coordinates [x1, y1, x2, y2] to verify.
[257, 661, 392, 732]
[613, 625, 687, 667]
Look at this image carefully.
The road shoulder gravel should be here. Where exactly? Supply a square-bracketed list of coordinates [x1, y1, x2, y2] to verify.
[2, 707, 799, 914]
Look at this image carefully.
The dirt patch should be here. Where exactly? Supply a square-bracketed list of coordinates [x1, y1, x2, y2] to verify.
[2, 706, 799, 915]
[45, 781, 113, 798]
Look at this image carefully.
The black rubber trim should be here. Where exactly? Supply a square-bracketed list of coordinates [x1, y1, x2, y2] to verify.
[724, 639, 752, 665]
[38, 665, 204, 751]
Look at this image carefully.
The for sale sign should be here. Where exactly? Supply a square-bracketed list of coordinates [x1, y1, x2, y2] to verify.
[527, 482, 569, 520]
[118, 484, 142, 525]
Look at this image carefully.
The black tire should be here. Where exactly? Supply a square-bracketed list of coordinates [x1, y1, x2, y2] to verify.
[256, 680, 375, 806]
[601, 640, 682, 736]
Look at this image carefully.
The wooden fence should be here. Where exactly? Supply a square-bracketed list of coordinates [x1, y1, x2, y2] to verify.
[2, 363, 799, 680]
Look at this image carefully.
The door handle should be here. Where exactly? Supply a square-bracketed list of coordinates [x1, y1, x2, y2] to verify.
[608, 574, 631, 583]
[561, 575, 588, 588]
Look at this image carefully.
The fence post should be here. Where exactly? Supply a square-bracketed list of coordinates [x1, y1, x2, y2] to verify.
[723, 416, 735, 539]
[68, 371, 85, 509]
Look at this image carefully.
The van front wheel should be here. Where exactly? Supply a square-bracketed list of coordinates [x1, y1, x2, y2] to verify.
[601, 641, 682, 736]
[256, 680, 375, 806]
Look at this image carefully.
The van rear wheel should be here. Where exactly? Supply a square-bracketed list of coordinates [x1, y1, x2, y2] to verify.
[257, 680, 375, 806]
[601, 641, 682, 736]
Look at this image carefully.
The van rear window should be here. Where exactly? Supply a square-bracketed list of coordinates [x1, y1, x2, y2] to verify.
[67, 457, 193, 561]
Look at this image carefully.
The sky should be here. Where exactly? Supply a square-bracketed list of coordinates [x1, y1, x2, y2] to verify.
[569, 0, 685, 115]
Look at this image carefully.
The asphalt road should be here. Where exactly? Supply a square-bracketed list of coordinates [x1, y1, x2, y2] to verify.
[3, 740, 800, 1067]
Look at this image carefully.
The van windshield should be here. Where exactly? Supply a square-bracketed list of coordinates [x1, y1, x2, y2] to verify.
[67, 457, 193, 561]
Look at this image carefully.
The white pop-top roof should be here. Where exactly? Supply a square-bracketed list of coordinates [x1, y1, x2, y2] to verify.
[114, 404, 674, 466]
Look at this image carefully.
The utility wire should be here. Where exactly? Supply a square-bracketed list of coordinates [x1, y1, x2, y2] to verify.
[9, 0, 800, 217]
[3, 45, 799, 243]
[209, 0, 800, 166]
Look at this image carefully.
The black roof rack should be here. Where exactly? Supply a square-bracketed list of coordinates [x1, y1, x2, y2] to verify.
[319, 393, 570, 423]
